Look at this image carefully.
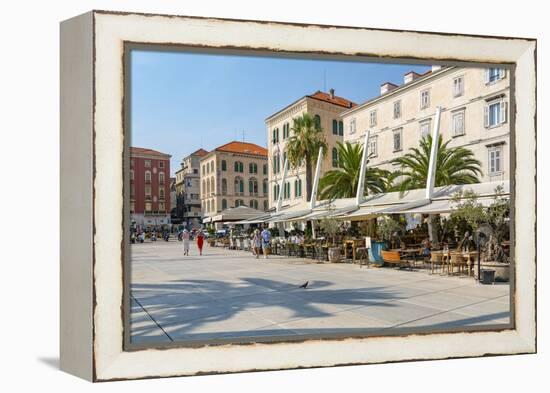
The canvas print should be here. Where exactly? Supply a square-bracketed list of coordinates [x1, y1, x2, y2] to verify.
[127, 49, 511, 346]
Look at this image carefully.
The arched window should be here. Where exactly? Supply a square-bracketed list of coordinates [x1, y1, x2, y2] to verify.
[263, 164, 267, 175]
[222, 199, 227, 210]
[210, 161, 214, 173]
[202, 179, 206, 196]
[159, 188, 165, 200]
[206, 179, 211, 194]
[263, 178, 268, 195]
[210, 177, 215, 195]
[145, 170, 151, 183]
[249, 199, 258, 209]
[159, 172, 165, 184]
[332, 147, 339, 168]
[206, 200, 210, 213]
[314, 114, 321, 128]
[338, 121, 344, 136]
[221, 160, 227, 171]
[221, 178, 227, 195]
[234, 176, 244, 195]
[248, 178, 258, 196]
[332, 119, 338, 135]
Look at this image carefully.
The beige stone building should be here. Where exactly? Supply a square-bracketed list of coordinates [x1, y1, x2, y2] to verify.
[265, 90, 356, 209]
[174, 148, 208, 228]
[200, 141, 268, 220]
[341, 66, 510, 183]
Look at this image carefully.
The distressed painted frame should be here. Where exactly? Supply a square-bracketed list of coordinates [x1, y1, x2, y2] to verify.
[60, 10, 536, 381]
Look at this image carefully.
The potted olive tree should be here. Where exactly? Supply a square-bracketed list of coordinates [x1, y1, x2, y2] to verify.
[320, 216, 342, 263]
[451, 186, 510, 281]
[376, 216, 403, 250]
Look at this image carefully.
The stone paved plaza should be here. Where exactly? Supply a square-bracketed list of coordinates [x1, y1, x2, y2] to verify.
[130, 241, 510, 344]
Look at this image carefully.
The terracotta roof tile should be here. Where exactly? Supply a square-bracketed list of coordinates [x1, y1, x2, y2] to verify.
[191, 148, 209, 157]
[214, 141, 267, 157]
[307, 91, 357, 109]
[130, 147, 171, 157]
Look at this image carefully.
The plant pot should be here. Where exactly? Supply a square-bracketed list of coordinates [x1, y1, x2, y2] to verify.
[328, 247, 341, 263]
[473, 261, 510, 282]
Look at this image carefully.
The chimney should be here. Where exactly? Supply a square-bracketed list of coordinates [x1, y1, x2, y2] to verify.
[404, 71, 421, 84]
[380, 82, 398, 95]
[329, 88, 335, 99]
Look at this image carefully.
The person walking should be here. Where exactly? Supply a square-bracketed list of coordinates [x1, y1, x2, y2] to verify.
[196, 230, 205, 256]
[182, 229, 190, 256]
[252, 229, 262, 259]
[260, 227, 271, 259]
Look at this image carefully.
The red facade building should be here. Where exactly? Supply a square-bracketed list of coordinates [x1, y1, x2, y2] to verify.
[130, 147, 172, 228]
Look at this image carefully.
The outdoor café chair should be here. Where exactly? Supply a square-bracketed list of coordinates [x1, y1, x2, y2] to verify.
[430, 252, 444, 274]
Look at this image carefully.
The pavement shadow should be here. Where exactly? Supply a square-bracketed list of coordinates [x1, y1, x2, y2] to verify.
[130, 277, 404, 341]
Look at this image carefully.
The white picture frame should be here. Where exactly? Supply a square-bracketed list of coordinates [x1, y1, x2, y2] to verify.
[60, 10, 536, 382]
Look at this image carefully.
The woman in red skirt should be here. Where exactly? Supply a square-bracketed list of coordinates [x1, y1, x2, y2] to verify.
[196, 230, 205, 256]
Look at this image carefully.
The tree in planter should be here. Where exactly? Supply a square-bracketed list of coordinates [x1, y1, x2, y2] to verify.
[390, 134, 482, 244]
[376, 215, 405, 249]
[450, 185, 510, 263]
[319, 216, 341, 246]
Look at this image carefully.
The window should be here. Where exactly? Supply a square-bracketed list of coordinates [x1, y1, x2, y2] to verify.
[206, 200, 211, 213]
[349, 118, 356, 135]
[159, 202, 165, 212]
[159, 188, 165, 200]
[338, 121, 344, 136]
[159, 172, 165, 184]
[332, 147, 339, 168]
[282, 123, 290, 139]
[263, 200, 268, 211]
[420, 120, 431, 138]
[130, 159, 134, 168]
[453, 76, 464, 97]
[145, 185, 151, 198]
[250, 199, 258, 209]
[234, 177, 244, 195]
[236, 199, 245, 207]
[393, 128, 403, 152]
[206, 179, 211, 195]
[332, 119, 338, 135]
[202, 165, 205, 176]
[263, 178, 268, 195]
[272, 128, 279, 144]
[159, 161, 164, 168]
[222, 199, 227, 210]
[369, 110, 377, 127]
[202, 179, 206, 196]
[144, 160, 151, 168]
[273, 184, 280, 201]
[249, 163, 258, 174]
[130, 169, 134, 181]
[221, 160, 227, 171]
[221, 179, 227, 195]
[485, 68, 505, 84]
[144, 171, 151, 184]
[452, 110, 466, 136]
[283, 182, 291, 199]
[420, 89, 430, 109]
[234, 161, 244, 173]
[393, 101, 401, 119]
[130, 184, 135, 198]
[272, 153, 280, 174]
[249, 178, 258, 196]
[369, 136, 378, 157]
[314, 115, 321, 128]
[488, 145, 502, 175]
[145, 202, 152, 212]
[210, 177, 215, 195]
[263, 164, 267, 175]
[130, 201, 135, 213]
[294, 179, 302, 198]
[485, 100, 507, 128]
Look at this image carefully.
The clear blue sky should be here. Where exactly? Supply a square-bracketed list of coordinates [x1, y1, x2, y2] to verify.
[130, 50, 430, 176]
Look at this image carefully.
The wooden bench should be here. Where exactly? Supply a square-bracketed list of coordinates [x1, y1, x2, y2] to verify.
[380, 250, 414, 270]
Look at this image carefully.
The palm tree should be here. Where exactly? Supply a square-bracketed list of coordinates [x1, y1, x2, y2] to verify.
[319, 141, 391, 200]
[391, 134, 482, 243]
[391, 134, 482, 193]
[286, 113, 328, 201]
